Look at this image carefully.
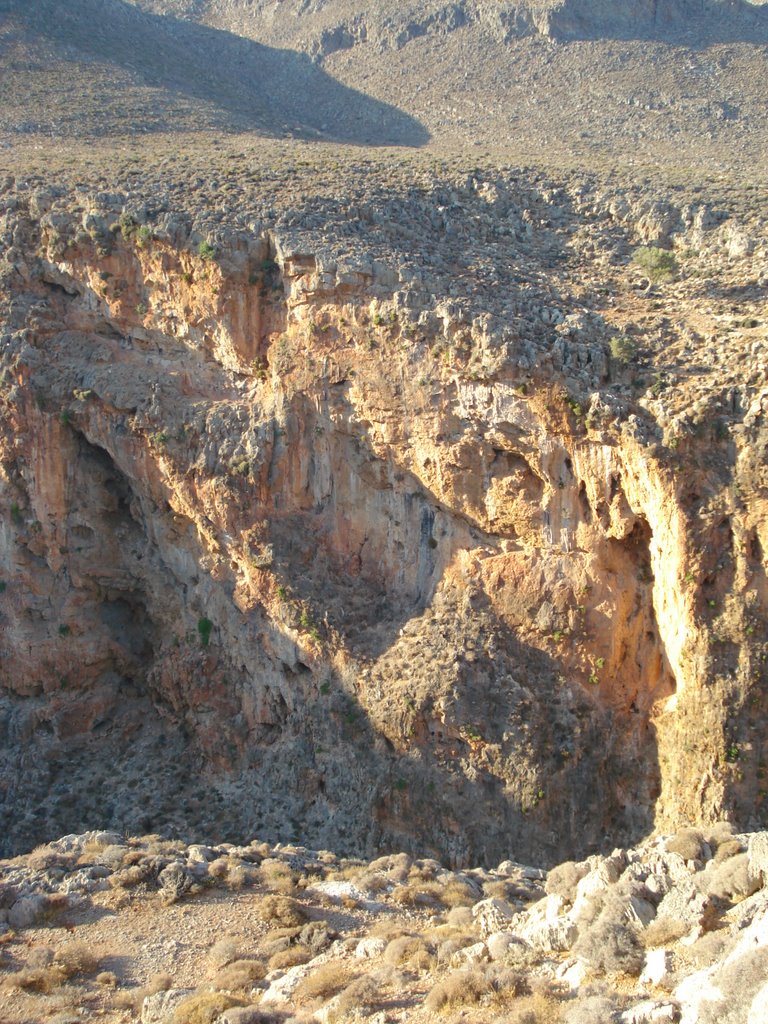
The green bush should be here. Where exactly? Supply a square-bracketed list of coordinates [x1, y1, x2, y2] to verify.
[197, 617, 213, 647]
[198, 240, 216, 262]
[610, 334, 638, 363]
[632, 246, 678, 283]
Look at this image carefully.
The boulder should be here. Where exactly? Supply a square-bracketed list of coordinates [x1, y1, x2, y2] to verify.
[141, 988, 194, 1024]
[472, 897, 516, 937]
[7, 895, 47, 929]
[641, 949, 674, 987]
[748, 833, 768, 887]
[355, 936, 387, 959]
[656, 880, 712, 931]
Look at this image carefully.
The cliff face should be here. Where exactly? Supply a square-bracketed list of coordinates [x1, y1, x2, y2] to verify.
[0, 171, 767, 864]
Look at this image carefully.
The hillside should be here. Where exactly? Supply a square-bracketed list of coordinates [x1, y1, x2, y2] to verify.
[2, 0, 768, 176]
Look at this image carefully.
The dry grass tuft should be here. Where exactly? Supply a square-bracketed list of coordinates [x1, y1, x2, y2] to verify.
[293, 962, 352, 1005]
[268, 945, 313, 970]
[211, 959, 266, 991]
[642, 917, 691, 948]
[260, 860, 297, 894]
[384, 935, 432, 968]
[258, 895, 307, 928]
[424, 968, 491, 1012]
[172, 991, 243, 1024]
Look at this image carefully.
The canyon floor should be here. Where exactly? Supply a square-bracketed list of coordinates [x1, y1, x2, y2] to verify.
[1, 826, 768, 1024]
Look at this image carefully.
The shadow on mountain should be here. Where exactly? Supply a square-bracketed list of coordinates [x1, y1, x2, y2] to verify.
[544, 0, 768, 46]
[3, 0, 429, 146]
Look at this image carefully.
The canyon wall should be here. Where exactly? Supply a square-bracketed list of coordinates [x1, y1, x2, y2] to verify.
[0, 174, 766, 864]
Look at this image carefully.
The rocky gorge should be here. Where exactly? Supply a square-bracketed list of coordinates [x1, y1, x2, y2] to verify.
[1, 164, 766, 869]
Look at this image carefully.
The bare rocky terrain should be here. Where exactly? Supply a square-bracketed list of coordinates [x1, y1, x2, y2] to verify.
[1, 0, 768, 1021]
[1, 825, 768, 1024]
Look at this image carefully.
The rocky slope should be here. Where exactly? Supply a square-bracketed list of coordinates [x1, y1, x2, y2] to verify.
[0, 161, 766, 865]
[1, 825, 768, 1023]
[3, 0, 768, 174]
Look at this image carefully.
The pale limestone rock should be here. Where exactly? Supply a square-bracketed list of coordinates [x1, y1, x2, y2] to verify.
[748, 833, 768, 886]
[7, 895, 46, 929]
[626, 894, 657, 929]
[141, 989, 194, 1024]
[656, 879, 711, 930]
[515, 893, 578, 951]
[748, 981, 768, 1024]
[355, 936, 387, 959]
[486, 930, 525, 961]
[472, 897, 516, 937]
[451, 940, 488, 966]
[641, 949, 674, 987]
[621, 1001, 679, 1024]
[555, 957, 589, 990]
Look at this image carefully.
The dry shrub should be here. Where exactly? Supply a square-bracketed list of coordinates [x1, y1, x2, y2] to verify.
[208, 937, 241, 969]
[268, 945, 312, 970]
[713, 838, 745, 865]
[408, 862, 439, 883]
[367, 853, 411, 881]
[26, 947, 54, 968]
[439, 879, 478, 908]
[705, 853, 761, 901]
[27, 846, 73, 872]
[172, 991, 243, 1024]
[384, 935, 431, 967]
[696, 948, 768, 1024]
[483, 879, 517, 900]
[572, 894, 644, 976]
[332, 974, 380, 1017]
[56, 942, 101, 978]
[260, 860, 296, 894]
[113, 972, 173, 1012]
[504, 990, 564, 1024]
[424, 969, 490, 1013]
[122, 849, 146, 867]
[96, 971, 118, 987]
[228, 864, 257, 889]
[41, 892, 71, 923]
[686, 930, 728, 969]
[209, 857, 231, 881]
[665, 828, 705, 862]
[293, 963, 352, 1005]
[546, 861, 590, 902]
[258, 895, 307, 928]
[3, 965, 67, 993]
[642, 916, 689, 948]
[705, 821, 736, 848]
[485, 964, 530, 1000]
[354, 871, 389, 893]
[95, 844, 129, 870]
[211, 959, 266, 991]
[111, 864, 152, 889]
[562, 993, 620, 1024]
[391, 883, 431, 907]
[370, 920, 410, 940]
[446, 906, 474, 929]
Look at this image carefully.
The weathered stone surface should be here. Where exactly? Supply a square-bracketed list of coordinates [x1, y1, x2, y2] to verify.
[748, 834, 768, 887]
[472, 897, 516, 938]
[141, 989, 195, 1024]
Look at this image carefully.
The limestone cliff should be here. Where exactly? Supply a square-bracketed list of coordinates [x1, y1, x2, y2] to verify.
[0, 169, 766, 865]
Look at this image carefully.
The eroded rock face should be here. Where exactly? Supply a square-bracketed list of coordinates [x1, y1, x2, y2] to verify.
[0, 173, 766, 864]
